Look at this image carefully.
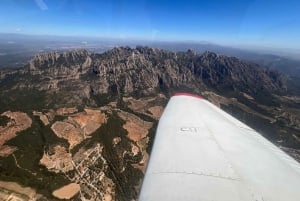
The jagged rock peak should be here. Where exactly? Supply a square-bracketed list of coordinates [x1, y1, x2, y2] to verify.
[32, 49, 89, 61]
[105, 46, 160, 55]
[20, 46, 287, 97]
[88, 46, 287, 96]
[186, 49, 197, 56]
[201, 51, 218, 58]
[29, 49, 90, 70]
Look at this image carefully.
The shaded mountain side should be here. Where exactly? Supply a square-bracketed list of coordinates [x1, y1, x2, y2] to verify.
[90, 47, 286, 96]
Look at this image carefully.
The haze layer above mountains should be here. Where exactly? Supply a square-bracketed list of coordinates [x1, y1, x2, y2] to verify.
[1, 34, 300, 80]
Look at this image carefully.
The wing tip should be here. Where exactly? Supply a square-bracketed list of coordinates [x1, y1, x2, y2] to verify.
[172, 92, 204, 99]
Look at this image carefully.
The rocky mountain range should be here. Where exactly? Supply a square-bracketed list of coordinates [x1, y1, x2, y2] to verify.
[30, 47, 287, 94]
[0, 47, 299, 201]
[1, 47, 287, 106]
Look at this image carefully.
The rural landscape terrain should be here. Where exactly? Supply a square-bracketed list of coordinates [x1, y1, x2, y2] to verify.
[0, 46, 299, 200]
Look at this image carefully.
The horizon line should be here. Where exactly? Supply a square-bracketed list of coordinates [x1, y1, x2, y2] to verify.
[1, 32, 300, 55]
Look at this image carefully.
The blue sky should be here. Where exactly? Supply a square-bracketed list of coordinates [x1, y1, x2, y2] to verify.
[0, 0, 300, 49]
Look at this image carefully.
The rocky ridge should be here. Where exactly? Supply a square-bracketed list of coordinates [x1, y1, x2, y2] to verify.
[0, 47, 286, 106]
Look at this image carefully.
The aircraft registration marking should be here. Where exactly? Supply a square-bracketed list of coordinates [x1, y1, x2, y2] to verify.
[180, 127, 201, 133]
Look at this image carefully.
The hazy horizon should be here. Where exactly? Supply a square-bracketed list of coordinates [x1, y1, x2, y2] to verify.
[1, 32, 300, 59]
[1, 0, 300, 51]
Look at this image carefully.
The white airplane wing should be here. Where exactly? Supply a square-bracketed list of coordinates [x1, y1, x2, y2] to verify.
[139, 93, 300, 201]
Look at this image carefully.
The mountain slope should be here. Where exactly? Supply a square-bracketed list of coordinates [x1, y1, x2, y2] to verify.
[1, 47, 286, 106]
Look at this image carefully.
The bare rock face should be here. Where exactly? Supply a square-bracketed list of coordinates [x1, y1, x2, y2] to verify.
[29, 49, 90, 72]
[24, 49, 93, 102]
[89, 47, 286, 97]
[0, 47, 286, 107]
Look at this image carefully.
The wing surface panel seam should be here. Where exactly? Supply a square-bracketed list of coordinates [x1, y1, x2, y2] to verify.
[149, 171, 239, 181]
[198, 107, 266, 201]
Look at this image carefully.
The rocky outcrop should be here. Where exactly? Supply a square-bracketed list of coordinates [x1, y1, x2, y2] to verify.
[0, 47, 287, 107]
[87, 47, 286, 97]
[194, 51, 287, 93]
[27, 49, 92, 93]
[29, 49, 90, 71]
